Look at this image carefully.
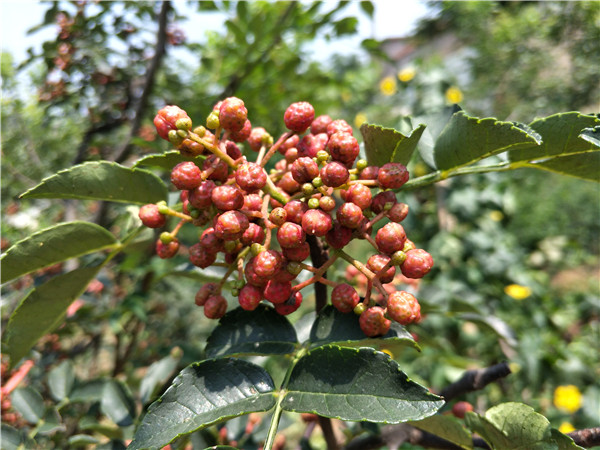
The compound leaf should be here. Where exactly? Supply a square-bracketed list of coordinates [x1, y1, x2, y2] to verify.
[129, 359, 276, 450]
[281, 345, 443, 422]
[3, 266, 100, 368]
[205, 305, 298, 358]
[434, 111, 541, 170]
[20, 161, 167, 204]
[361, 123, 425, 167]
[309, 305, 419, 354]
[1, 221, 116, 284]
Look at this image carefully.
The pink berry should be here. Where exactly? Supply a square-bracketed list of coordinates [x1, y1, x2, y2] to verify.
[171, 161, 202, 190]
[326, 119, 353, 137]
[253, 250, 283, 278]
[219, 97, 247, 132]
[238, 284, 263, 311]
[195, 283, 220, 307]
[284, 200, 309, 224]
[297, 133, 328, 158]
[367, 254, 396, 284]
[401, 249, 434, 279]
[204, 294, 228, 319]
[277, 222, 306, 249]
[302, 209, 333, 237]
[326, 132, 359, 165]
[278, 172, 301, 195]
[199, 227, 225, 253]
[156, 238, 179, 259]
[247, 127, 270, 152]
[203, 154, 229, 183]
[337, 202, 364, 229]
[386, 291, 420, 325]
[378, 163, 409, 189]
[359, 306, 391, 337]
[310, 115, 333, 135]
[325, 222, 353, 249]
[214, 210, 249, 241]
[189, 180, 216, 209]
[331, 284, 360, 313]
[282, 242, 311, 262]
[274, 291, 303, 315]
[153, 105, 190, 140]
[360, 165, 379, 180]
[244, 258, 270, 287]
[371, 191, 397, 214]
[189, 243, 217, 268]
[346, 183, 372, 210]
[375, 222, 407, 255]
[240, 223, 266, 246]
[139, 204, 166, 228]
[225, 140, 243, 159]
[278, 134, 300, 154]
[284, 102, 315, 133]
[263, 280, 292, 304]
[229, 119, 252, 142]
[211, 185, 244, 211]
[387, 202, 409, 222]
[291, 157, 320, 184]
[320, 161, 349, 188]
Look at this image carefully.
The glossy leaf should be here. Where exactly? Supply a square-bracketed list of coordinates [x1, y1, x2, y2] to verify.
[579, 126, 600, 148]
[101, 380, 136, 427]
[309, 305, 419, 354]
[48, 360, 75, 401]
[205, 304, 298, 358]
[417, 105, 462, 169]
[282, 345, 443, 422]
[465, 403, 582, 450]
[140, 351, 182, 404]
[361, 123, 425, 167]
[20, 161, 167, 204]
[70, 379, 106, 403]
[1, 221, 116, 284]
[434, 112, 541, 170]
[531, 151, 600, 182]
[132, 150, 205, 170]
[11, 387, 45, 424]
[509, 112, 600, 162]
[129, 359, 276, 450]
[410, 414, 473, 449]
[3, 266, 100, 368]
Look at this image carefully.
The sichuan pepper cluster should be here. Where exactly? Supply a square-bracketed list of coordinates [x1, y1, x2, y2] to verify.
[139, 98, 433, 337]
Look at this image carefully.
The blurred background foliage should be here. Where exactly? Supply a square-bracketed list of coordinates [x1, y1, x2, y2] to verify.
[1, 1, 598, 448]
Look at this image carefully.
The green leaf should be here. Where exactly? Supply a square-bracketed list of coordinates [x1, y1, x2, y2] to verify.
[101, 380, 136, 427]
[67, 435, 102, 447]
[361, 123, 425, 167]
[579, 126, 600, 147]
[359, 1, 374, 18]
[509, 112, 600, 162]
[530, 151, 600, 182]
[3, 266, 101, 367]
[465, 403, 580, 450]
[333, 17, 358, 36]
[416, 105, 462, 169]
[550, 429, 585, 450]
[129, 359, 276, 450]
[1, 221, 116, 284]
[205, 305, 298, 358]
[11, 387, 45, 424]
[38, 408, 65, 435]
[410, 414, 473, 449]
[0, 424, 35, 450]
[70, 379, 106, 403]
[434, 111, 541, 170]
[20, 161, 168, 204]
[458, 313, 517, 347]
[132, 150, 205, 170]
[309, 305, 419, 354]
[281, 345, 443, 422]
[140, 351, 182, 404]
[48, 360, 75, 401]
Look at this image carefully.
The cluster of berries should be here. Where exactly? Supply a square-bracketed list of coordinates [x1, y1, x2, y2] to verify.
[139, 98, 433, 337]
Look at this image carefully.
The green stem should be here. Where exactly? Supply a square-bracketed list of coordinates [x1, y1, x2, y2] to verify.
[264, 346, 308, 450]
[263, 176, 289, 205]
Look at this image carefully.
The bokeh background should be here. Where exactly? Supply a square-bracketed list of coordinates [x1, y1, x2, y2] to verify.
[1, 1, 599, 448]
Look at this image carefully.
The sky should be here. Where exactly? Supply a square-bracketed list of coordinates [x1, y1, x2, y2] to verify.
[1, 1, 432, 67]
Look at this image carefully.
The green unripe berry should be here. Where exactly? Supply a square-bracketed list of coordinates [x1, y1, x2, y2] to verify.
[391, 250, 407, 265]
[354, 303, 367, 315]
[168, 129, 184, 147]
[224, 240, 239, 253]
[176, 129, 188, 138]
[316, 150, 329, 163]
[286, 261, 303, 275]
[356, 159, 368, 171]
[349, 174, 358, 181]
[383, 201, 394, 211]
[160, 232, 174, 244]
[312, 177, 323, 188]
[307, 198, 320, 209]
[251, 243, 265, 256]
[157, 203, 170, 215]
[403, 240, 416, 252]
[230, 288, 240, 297]
[262, 134, 274, 146]
[189, 208, 201, 219]
[176, 117, 192, 131]
[302, 183, 314, 195]
[233, 279, 245, 290]
[206, 111, 220, 129]
[193, 125, 206, 137]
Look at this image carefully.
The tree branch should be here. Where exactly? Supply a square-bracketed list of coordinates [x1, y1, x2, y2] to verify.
[112, 0, 171, 163]
[569, 427, 600, 448]
[440, 361, 511, 402]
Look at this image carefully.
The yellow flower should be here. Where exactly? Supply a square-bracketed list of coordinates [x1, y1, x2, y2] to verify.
[504, 284, 532, 300]
[554, 385, 583, 413]
[559, 422, 575, 434]
[354, 113, 368, 129]
[379, 76, 397, 96]
[489, 210, 504, 222]
[445, 86, 463, 104]
[398, 67, 416, 82]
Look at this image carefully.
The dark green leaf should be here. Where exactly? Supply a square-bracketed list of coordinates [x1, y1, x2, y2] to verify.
[205, 304, 298, 358]
[417, 105, 462, 169]
[132, 150, 205, 170]
[67, 435, 102, 447]
[129, 359, 276, 450]
[20, 161, 167, 204]
[550, 429, 585, 450]
[48, 360, 75, 401]
[359, 1, 374, 18]
[140, 351, 182, 404]
[361, 123, 425, 167]
[530, 150, 600, 182]
[410, 414, 473, 449]
[0, 424, 35, 450]
[70, 379, 106, 403]
[333, 17, 358, 36]
[309, 305, 419, 354]
[11, 387, 45, 424]
[96, 440, 127, 450]
[4, 266, 100, 368]
[509, 112, 600, 162]
[38, 408, 65, 435]
[101, 380, 136, 427]
[1, 221, 116, 284]
[434, 112, 541, 170]
[579, 126, 600, 148]
[282, 345, 443, 422]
